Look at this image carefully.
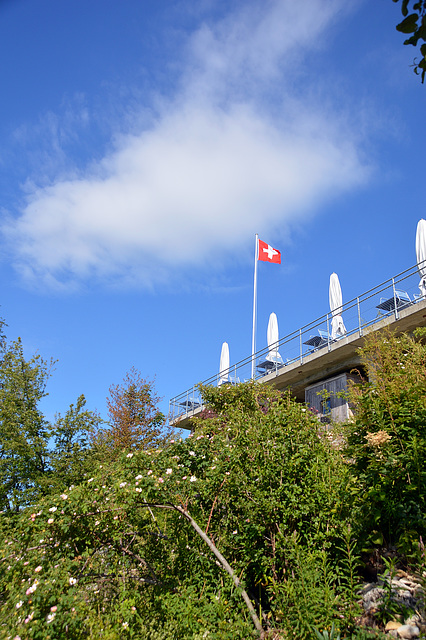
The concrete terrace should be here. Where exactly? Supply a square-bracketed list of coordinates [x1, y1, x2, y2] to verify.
[169, 263, 426, 429]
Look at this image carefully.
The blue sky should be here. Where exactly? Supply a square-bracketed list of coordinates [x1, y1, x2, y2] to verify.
[0, 0, 425, 424]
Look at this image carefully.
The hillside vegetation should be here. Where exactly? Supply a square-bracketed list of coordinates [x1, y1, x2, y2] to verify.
[1, 325, 426, 639]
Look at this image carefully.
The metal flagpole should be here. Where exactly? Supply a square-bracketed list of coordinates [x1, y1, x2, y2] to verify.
[251, 234, 259, 379]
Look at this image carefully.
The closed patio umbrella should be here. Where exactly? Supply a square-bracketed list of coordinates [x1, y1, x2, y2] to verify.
[329, 273, 346, 339]
[416, 219, 426, 297]
[266, 312, 283, 363]
[218, 342, 230, 386]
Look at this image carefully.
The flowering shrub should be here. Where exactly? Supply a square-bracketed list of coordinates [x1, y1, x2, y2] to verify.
[0, 382, 359, 639]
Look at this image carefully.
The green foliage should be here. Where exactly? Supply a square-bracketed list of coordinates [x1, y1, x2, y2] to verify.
[45, 395, 103, 494]
[313, 621, 340, 640]
[375, 555, 416, 624]
[345, 329, 426, 547]
[0, 337, 53, 511]
[0, 447, 255, 638]
[393, 0, 426, 81]
[0, 382, 361, 638]
[3, 329, 426, 638]
[0, 329, 102, 511]
[94, 367, 170, 459]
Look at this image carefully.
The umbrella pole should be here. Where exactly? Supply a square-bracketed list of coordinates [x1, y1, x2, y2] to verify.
[251, 234, 259, 379]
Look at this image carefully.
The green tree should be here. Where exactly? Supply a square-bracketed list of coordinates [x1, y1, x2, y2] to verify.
[0, 327, 102, 510]
[393, 0, 426, 81]
[95, 367, 169, 456]
[0, 336, 53, 511]
[44, 395, 103, 495]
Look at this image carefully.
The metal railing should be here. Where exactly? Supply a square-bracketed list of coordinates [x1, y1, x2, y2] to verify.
[168, 263, 425, 423]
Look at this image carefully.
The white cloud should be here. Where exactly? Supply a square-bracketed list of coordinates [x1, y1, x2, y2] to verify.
[3, 0, 368, 290]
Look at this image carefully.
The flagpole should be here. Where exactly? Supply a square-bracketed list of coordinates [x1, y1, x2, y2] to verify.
[251, 234, 259, 379]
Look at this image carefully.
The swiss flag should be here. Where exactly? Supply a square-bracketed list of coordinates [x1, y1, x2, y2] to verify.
[258, 239, 281, 264]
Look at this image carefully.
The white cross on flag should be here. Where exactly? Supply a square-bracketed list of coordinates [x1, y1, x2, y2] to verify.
[258, 239, 281, 264]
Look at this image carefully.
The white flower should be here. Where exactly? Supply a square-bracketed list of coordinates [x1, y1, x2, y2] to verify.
[135, 475, 143, 480]
[34, 565, 42, 572]
[49, 507, 57, 512]
[166, 468, 172, 475]
[147, 470, 153, 475]
[88, 478, 94, 483]
[16, 600, 23, 609]
[232, 530, 238, 535]
[95, 521, 100, 526]
[122, 621, 129, 629]
[135, 488, 142, 493]
[190, 476, 197, 482]
[69, 577, 77, 585]
[189, 451, 195, 456]
[119, 482, 127, 488]
[47, 612, 56, 624]
[60, 494, 68, 500]
[126, 453, 133, 458]
[48, 518, 54, 524]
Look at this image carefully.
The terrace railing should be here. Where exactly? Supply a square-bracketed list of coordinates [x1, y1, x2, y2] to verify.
[168, 262, 425, 424]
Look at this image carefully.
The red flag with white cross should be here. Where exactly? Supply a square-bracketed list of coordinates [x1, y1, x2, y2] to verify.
[258, 239, 281, 264]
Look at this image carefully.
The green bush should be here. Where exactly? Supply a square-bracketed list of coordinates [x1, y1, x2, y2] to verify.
[345, 328, 426, 549]
[0, 383, 357, 638]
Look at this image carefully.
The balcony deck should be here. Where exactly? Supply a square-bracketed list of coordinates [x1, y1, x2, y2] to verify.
[169, 265, 426, 429]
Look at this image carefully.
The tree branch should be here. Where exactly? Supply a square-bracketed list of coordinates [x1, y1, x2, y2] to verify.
[152, 502, 262, 635]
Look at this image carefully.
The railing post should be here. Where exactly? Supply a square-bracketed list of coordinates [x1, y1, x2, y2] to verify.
[392, 278, 399, 321]
[299, 328, 303, 364]
[326, 313, 331, 351]
[357, 297, 363, 336]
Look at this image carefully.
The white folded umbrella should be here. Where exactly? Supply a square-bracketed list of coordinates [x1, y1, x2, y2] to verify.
[416, 219, 426, 297]
[218, 342, 230, 386]
[266, 312, 283, 363]
[329, 273, 346, 339]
